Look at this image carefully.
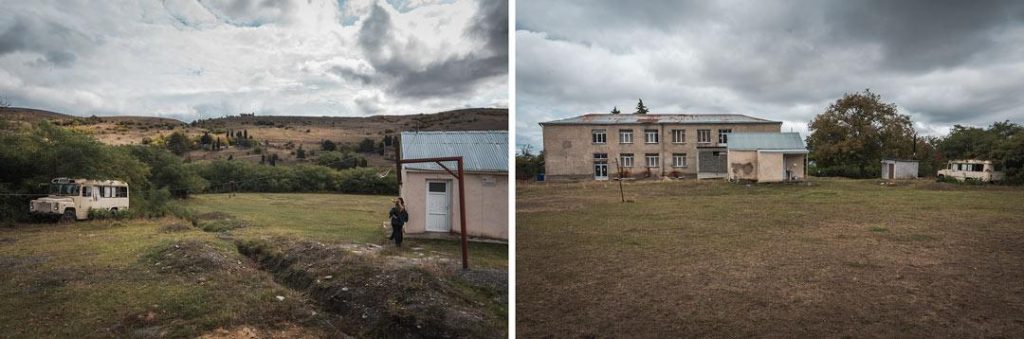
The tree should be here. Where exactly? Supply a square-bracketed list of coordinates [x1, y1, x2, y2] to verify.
[515, 145, 545, 181]
[358, 138, 376, 153]
[635, 99, 649, 114]
[806, 89, 915, 178]
[296, 145, 306, 159]
[128, 145, 208, 198]
[321, 139, 337, 152]
[611, 106, 621, 114]
[199, 132, 213, 148]
[165, 131, 191, 156]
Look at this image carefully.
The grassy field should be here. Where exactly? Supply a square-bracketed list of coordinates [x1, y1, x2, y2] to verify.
[0, 193, 507, 338]
[186, 193, 507, 269]
[516, 178, 1024, 337]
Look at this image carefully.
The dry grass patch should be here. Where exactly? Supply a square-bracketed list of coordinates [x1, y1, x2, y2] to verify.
[517, 178, 1024, 337]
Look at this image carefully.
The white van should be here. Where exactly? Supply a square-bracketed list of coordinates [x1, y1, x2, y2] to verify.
[937, 160, 1005, 182]
[30, 178, 130, 222]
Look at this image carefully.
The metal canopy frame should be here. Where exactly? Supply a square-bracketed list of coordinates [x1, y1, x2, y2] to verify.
[396, 148, 470, 269]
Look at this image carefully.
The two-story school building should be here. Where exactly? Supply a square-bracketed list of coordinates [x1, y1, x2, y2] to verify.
[540, 113, 783, 181]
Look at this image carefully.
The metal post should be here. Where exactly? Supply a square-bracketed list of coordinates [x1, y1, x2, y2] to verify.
[395, 135, 402, 185]
[457, 158, 468, 269]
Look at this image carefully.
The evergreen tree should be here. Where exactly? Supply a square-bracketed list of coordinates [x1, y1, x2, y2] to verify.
[611, 106, 621, 114]
[635, 99, 649, 114]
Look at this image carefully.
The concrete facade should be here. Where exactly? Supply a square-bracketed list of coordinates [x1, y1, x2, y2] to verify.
[540, 114, 782, 181]
[400, 170, 508, 240]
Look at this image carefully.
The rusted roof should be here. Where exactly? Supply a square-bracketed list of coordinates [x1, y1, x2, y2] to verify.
[539, 113, 780, 126]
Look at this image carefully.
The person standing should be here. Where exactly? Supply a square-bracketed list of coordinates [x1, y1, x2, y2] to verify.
[388, 197, 409, 247]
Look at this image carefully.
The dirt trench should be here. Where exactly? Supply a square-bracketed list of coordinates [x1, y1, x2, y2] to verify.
[235, 239, 506, 338]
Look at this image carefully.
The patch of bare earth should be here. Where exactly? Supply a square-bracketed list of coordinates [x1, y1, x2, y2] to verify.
[237, 238, 507, 338]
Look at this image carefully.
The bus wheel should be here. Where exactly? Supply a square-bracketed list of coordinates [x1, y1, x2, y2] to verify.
[60, 209, 76, 223]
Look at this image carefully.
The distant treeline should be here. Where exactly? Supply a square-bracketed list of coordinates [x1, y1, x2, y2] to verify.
[806, 90, 1024, 183]
[0, 120, 396, 223]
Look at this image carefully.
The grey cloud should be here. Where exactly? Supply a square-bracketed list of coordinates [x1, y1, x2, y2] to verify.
[516, 0, 1024, 149]
[196, 0, 297, 26]
[328, 65, 374, 85]
[826, 0, 1024, 71]
[358, 1, 507, 98]
[0, 16, 91, 67]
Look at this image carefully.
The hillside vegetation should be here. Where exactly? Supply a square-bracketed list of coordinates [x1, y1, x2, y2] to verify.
[0, 107, 508, 167]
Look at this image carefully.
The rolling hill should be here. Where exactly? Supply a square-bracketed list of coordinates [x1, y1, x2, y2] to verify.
[0, 107, 508, 167]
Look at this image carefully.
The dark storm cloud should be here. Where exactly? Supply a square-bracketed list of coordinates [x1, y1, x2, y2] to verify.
[828, 0, 1024, 71]
[516, 0, 1024, 149]
[0, 16, 91, 67]
[358, 0, 508, 98]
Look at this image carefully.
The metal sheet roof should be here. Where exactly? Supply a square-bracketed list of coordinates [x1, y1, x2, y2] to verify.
[539, 113, 779, 125]
[727, 132, 806, 151]
[400, 131, 508, 173]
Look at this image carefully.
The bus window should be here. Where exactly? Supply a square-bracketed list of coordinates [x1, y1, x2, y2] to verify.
[82, 186, 92, 197]
[116, 187, 128, 198]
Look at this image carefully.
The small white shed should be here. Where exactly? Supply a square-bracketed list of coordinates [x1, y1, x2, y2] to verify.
[881, 159, 919, 179]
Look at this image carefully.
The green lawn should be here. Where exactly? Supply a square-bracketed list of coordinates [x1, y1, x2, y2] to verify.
[517, 178, 1024, 337]
[0, 217, 318, 338]
[0, 192, 507, 338]
[186, 193, 507, 269]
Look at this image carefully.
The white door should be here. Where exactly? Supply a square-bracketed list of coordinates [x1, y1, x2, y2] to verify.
[425, 180, 451, 232]
[594, 164, 608, 180]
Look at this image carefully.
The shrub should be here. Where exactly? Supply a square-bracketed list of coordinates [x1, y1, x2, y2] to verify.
[88, 208, 133, 220]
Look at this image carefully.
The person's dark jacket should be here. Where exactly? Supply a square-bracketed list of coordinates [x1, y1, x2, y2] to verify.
[389, 207, 409, 227]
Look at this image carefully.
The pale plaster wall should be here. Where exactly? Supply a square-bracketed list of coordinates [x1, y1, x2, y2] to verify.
[756, 152, 785, 182]
[542, 122, 781, 180]
[727, 150, 759, 180]
[400, 170, 508, 240]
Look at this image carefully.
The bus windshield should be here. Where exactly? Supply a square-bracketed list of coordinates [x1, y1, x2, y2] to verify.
[50, 184, 80, 196]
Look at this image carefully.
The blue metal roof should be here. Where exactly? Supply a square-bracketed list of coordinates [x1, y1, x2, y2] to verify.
[540, 113, 780, 125]
[400, 131, 508, 173]
[727, 132, 806, 151]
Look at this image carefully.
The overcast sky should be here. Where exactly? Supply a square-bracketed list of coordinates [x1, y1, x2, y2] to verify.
[516, 0, 1024, 150]
[0, 0, 507, 121]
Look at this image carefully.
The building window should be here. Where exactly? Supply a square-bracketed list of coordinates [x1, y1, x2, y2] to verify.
[645, 153, 660, 168]
[671, 129, 685, 143]
[619, 153, 634, 168]
[592, 129, 607, 144]
[593, 153, 608, 163]
[718, 129, 732, 144]
[645, 129, 659, 144]
[619, 129, 633, 144]
[697, 129, 711, 143]
[672, 153, 687, 168]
